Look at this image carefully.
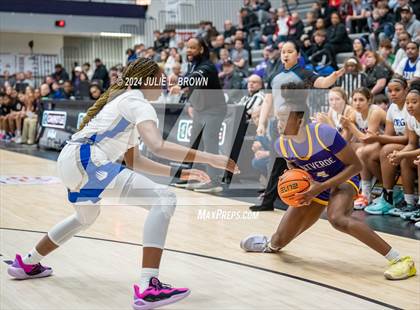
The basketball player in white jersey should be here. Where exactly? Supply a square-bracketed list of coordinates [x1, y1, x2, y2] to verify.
[340, 87, 386, 208]
[388, 83, 420, 221]
[7, 58, 238, 310]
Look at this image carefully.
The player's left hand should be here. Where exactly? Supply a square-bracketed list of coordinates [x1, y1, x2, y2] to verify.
[294, 181, 324, 206]
[333, 67, 345, 79]
[361, 131, 379, 143]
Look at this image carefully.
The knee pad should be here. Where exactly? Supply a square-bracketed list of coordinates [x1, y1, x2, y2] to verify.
[74, 204, 101, 228]
[155, 189, 177, 219]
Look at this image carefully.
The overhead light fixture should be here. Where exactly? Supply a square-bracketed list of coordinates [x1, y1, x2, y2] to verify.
[100, 32, 132, 37]
[137, 0, 151, 4]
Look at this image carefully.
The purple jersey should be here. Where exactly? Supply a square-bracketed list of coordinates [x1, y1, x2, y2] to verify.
[275, 123, 347, 183]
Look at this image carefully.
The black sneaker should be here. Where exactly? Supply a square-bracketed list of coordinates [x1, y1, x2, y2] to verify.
[249, 204, 274, 212]
[192, 181, 223, 193]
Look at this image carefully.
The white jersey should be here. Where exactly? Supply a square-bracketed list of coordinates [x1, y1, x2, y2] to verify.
[386, 103, 409, 136]
[71, 89, 158, 163]
[355, 105, 375, 133]
[407, 115, 420, 145]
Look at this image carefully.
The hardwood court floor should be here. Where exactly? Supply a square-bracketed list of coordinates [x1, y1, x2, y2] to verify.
[1, 149, 419, 310]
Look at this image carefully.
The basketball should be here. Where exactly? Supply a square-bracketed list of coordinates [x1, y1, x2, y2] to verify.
[278, 169, 312, 207]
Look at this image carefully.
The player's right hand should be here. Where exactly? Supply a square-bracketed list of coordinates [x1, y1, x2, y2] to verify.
[210, 155, 240, 174]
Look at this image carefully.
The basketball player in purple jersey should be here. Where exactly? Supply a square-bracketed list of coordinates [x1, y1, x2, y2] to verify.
[241, 82, 416, 280]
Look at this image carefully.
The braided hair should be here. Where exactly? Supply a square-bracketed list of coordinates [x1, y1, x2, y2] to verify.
[78, 57, 159, 130]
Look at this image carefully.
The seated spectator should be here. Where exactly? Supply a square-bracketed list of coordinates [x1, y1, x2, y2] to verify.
[315, 17, 327, 33]
[336, 57, 368, 96]
[223, 20, 237, 40]
[353, 38, 368, 67]
[6, 92, 25, 142]
[39, 83, 52, 100]
[51, 64, 70, 83]
[325, 12, 353, 63]
[153, 30, 166, 52]
[400, 5, 420, 42]
[164, 47, 178, 76]
[253, 46, 270, 78]
[239, 7, 260, 34]
[71, 66, 83, 90]
[0, 70, 15, 88]
[391, 22, 406, 49]
[210, 35, 225, 57]
[126, 48, 137, 63]
[0, 94, 12, 141]
[82, 62, 94, 80]
[216, 48, 230, 72]
[89, 84, 102, 100]
[14, 72, 28, 93]
[253, 10, 276, 49]
[345, 0, 370, 33]
[264, 45, 282, 84]
[307, 30, 335, 72]
[365, 51, 393, 95]
[392, 31, 411, 71]
[237, 74, 265, 119]
[369, 5, 396, 51]
[304, 11, 317, 37]
[92, 58, 110, 89]
[62, 80, 74, 99]
[394, 41, 420, 83]
[273, 7, 289, 44]
[23, 71, 34, 88]
[168, 29, 177, 48]
[287, 12, 304, 43]
[219, 59, 244, 103]
[379, 39, 396, 66]
[231, 39, 250, 75]
[51, 81, 65, 99]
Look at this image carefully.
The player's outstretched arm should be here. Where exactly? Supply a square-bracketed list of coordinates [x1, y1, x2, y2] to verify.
[137, 120, 239, 174]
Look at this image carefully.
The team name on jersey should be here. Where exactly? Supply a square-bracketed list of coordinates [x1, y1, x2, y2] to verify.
[394, 118, 406, 127]
[300, 157, 337, 171]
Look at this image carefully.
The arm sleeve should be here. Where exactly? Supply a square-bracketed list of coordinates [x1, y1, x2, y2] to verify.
[118, 95, 158, 126]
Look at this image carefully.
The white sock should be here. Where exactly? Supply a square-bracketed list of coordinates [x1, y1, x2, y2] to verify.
[361, 180, 372, 198]
[384, 248, 401, 262]
[140, 268, 159, 292]
[404, 194, 416, 205]
[22, 248, 44, 265]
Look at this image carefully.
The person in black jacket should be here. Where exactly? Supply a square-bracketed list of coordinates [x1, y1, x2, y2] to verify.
[324, 12, 353, 65]
[51, 64, 69, 83]
[239, 7, 260, 34]
[92, 58, 110, 90]
[170, 37, 228, 193]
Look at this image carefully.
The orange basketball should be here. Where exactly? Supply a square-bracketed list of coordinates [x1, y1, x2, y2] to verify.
[278, 169, 312, 207]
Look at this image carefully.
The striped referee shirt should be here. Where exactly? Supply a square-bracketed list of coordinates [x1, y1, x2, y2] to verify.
[336, 73, 367, 97]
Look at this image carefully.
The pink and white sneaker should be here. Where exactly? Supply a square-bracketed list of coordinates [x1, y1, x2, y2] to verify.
[132, 277, 190, 310]
[7, 254, 53, 279]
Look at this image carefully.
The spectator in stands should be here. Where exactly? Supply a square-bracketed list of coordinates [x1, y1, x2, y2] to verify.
[223, 20, 237, 40]
[379, 39, 396, 66]
[210, 35, 225, 58]
[71, 66, 83, 90]
[392, 31, 411, 71]
[274, 7, 289, 44]
[92, 58, 109, 89]
[394, 41, 420, 83]
[365, 51, 393, 95]
[168, 29, 177, 48]
[51, 64, 69, 83]
[219, 59, 244, 103]
[5, 92, 24, 141]
[287, 12, 304, 43]
[89, 84, 102, 100]
[231, 39, 250, 75]
[51, 81, 64, 99]
[153, 30, 166, 52]
[82, 62, 94, 80]
[126, 48, 137, 63]
[158, 50, 169, 72]
[305, 11, 317, 37]
[400, 5, 420, 42]
[62, 81, 74, 99]
[369, 5, 396, 51]
[0, 94, 12, 140]
[19, 90, 38, 145]
[39, 83, 51, 99]
[239, 7, 260, 34]
[312, 1, 325, 19]
[23, 71, 34, 88]
[0, 70, 15, 88]
[253, 46, 270, 78]
[307, 30, 335, 71]
[345, 0, 369, 33]
[237, 74, 265, 118]
[144, 47, 157, 61]
[325, 12, 353, 64]
[14, 72, 27, 93]
[314, 17, 327, 33]
[391, 22, 406, 49]
[253, 10, 277, 49]
[215, 48, 230, 72]
[336, 57, 367, 96]
[264, 45, 281, 84]
[353, 38, 368, 67]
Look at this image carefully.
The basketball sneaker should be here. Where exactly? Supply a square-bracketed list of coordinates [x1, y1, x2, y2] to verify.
[388, 200, 410, 216]
[364, 196, 393, 215]
[132, 277, 190, 310]
[354, 194, 370, 210]
[415, 221, 420, 229]
[400, 204, 420, 220]
[410, 208, 420, 221]
[384, 256, 416, 280]
[7, 254, 53, 279]
[240, 234, 279, 253]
